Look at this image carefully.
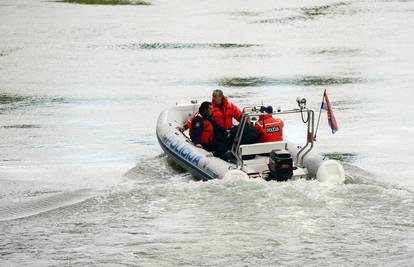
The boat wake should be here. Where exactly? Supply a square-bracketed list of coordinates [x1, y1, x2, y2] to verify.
[0, 155, 187, 222]
[343, 162, 413, 193]
[125, 153, 191, 184]
[0, 189, 94, 222]
[1, 154, 405, 223]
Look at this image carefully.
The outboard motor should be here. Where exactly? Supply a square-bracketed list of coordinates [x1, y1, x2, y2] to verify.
[267, 149, 293, 181]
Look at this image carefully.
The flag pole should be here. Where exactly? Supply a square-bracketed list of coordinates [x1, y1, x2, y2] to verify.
[313, 89, 326, 140]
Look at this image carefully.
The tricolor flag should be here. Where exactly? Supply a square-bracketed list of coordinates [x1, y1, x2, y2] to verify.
[321, 89, 338, 134]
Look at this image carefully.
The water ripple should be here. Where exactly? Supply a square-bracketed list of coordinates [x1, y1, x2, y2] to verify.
[90, 42, 260, 51]
[52, 0, 151, 5]
[0, 48, 21, 57]
[253, 2, 354, 24]
[309, 47, 363, 56]
[1, 124, 41, 129]
[216, 76, 362, 87]
[323, 152, 359, 163]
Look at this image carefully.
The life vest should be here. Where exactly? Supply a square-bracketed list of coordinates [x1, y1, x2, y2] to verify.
[189, 114, 214, 144]
[255, 115, 284, 143]
[211, 96, 241, 130]
[184, 112, 198, 129]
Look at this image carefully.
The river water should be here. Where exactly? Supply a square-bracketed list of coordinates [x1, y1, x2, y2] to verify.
[1, 0, 414, 266]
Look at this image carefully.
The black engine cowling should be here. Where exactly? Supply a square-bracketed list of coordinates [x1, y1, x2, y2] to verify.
[267, 149, 293, 181]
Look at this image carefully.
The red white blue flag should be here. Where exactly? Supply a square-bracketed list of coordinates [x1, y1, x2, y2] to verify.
[321, 89, 338, 134]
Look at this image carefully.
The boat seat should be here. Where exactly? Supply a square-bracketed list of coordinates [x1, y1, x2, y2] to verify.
[239, 141, 287, 156]
[241, 155, 269, 174]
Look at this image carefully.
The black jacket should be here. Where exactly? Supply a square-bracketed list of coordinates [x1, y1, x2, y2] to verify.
[225, 123, 259, 150]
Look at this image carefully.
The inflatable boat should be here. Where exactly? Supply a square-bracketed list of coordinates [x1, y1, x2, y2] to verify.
[156, 98, 345, 183]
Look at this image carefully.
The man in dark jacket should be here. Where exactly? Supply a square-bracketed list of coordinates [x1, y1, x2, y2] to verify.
[226, 117, 258, 148]
[221, 116, 259, 160]
[190, 101, 227, 154]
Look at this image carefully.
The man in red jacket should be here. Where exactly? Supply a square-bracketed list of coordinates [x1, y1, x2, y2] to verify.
[211, 89, 242, 130]
[255, 106, 284, 143]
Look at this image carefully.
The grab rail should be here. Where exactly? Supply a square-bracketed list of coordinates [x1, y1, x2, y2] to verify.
[231, 105, 315, 169]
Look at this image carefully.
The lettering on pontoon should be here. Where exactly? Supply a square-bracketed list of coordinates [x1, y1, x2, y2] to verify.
[163, 135, 202, 165]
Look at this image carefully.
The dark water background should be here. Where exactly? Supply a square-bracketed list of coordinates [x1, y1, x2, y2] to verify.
[1, 0, 413, 265]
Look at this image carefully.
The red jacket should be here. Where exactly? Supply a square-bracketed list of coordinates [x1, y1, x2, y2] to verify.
[189, 114, 214, 145]
[255, 115, 284, 143]
[211, 96, 241, 130]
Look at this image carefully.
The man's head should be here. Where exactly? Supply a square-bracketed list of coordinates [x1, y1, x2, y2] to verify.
[212, 89, 224, 105]
[265, 105, 273, 114]
[199, 101, 213, 117]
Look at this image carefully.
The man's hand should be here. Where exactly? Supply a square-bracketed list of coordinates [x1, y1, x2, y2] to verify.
[195, 144, 203, 148]
[176, 126, 185, 132]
